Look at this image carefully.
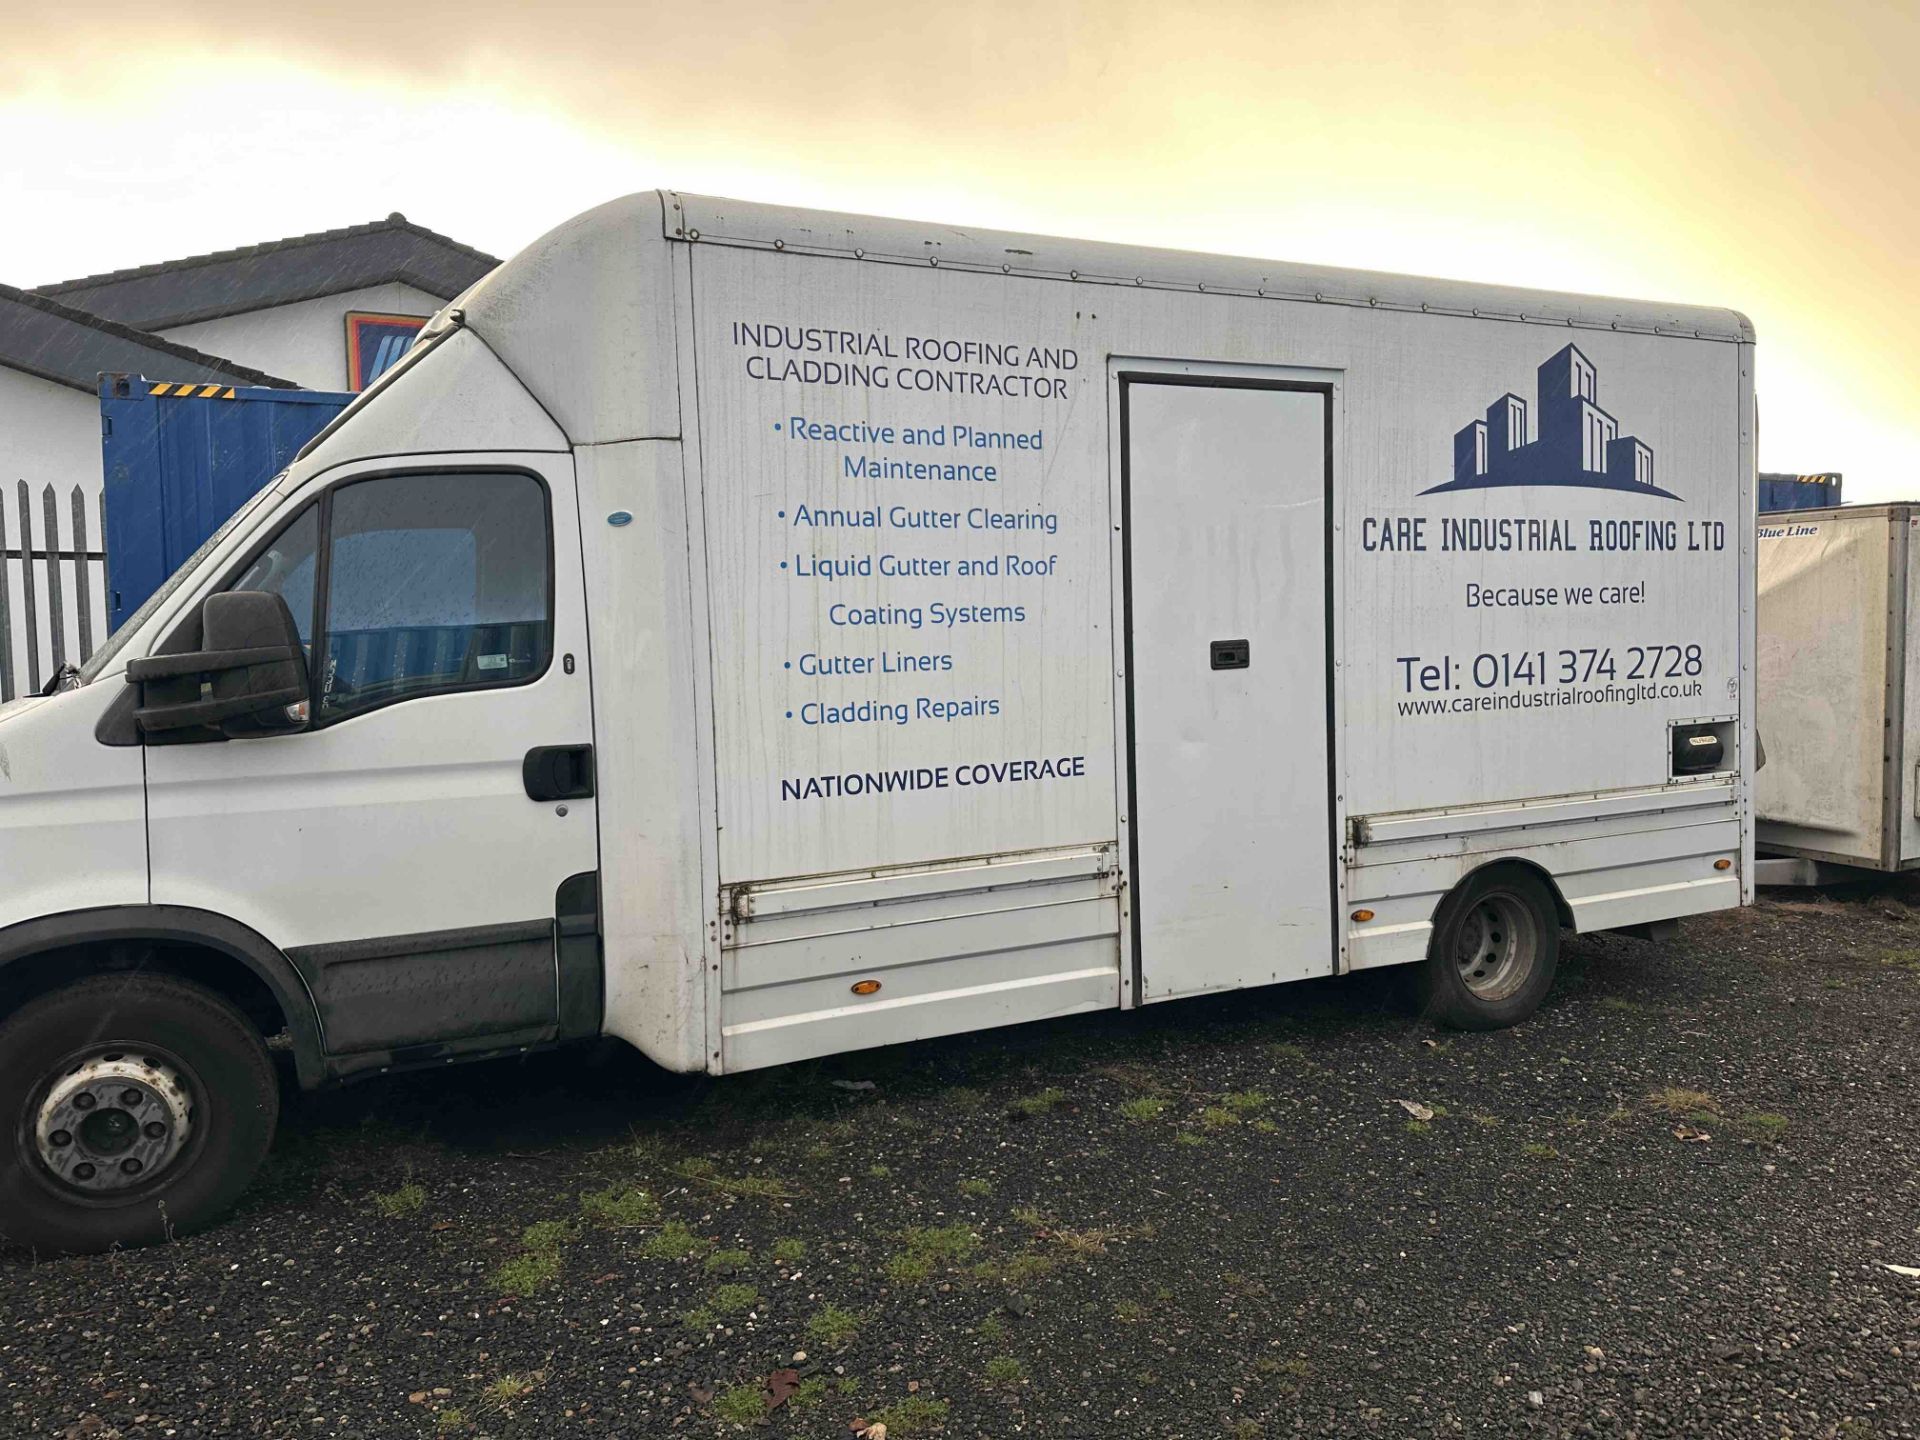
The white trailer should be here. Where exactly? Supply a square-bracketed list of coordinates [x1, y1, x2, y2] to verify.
[1756, 502, 1920, 873]
[0, 193, 1755, 1251]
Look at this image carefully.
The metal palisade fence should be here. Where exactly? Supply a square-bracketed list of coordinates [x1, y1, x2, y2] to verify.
[1, 478, 107, 700]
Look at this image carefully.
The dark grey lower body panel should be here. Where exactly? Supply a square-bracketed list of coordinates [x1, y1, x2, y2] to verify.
[290, 919, 558, 1057]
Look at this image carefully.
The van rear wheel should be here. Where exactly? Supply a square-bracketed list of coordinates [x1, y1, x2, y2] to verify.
[1420, 868, 1560, 1030]
[0, 974, 279, 1254]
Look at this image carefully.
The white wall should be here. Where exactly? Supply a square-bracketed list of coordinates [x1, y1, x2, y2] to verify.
[0, 367, 108, 691]
[160, 281, 445, 392]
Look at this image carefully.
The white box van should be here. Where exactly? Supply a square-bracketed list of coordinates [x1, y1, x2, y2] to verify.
[0, 193, 1755, 1250]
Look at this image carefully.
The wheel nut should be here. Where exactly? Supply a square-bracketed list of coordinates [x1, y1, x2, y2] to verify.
[73, 1163, 96, 1180]
[122, 1089, 144, 1107]
[144, 1121, 167, 1139]
[121, 1158, 143, 1175]
[73, 1092, 97, 1111]
[49, 1130, 71, 1147]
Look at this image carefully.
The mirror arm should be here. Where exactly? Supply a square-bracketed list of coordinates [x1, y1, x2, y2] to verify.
[126, 646, 300, 682]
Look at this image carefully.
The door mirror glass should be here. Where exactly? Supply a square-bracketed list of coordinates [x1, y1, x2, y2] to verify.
[126, 591, 310, 739]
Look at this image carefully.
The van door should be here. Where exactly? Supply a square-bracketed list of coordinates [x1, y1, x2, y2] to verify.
[142, 456, 599, 1064]
[1120, 374, 1334, 1000]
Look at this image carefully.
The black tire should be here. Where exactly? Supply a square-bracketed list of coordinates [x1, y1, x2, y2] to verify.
[0, 973, 279, 1254]
[1419, 866, 1561, 1031]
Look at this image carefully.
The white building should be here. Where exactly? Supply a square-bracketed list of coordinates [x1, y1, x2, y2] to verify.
[0, 215, 496, 690]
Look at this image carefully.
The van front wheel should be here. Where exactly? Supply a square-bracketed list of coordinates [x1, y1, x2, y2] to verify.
[1420, 868, 1560, 1030]
[0, 974, 279, 1254]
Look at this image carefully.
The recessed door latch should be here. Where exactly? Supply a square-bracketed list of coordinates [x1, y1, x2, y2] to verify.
[1210, 638, 1250, 670]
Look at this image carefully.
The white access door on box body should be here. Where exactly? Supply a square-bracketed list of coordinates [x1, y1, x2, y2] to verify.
[1121, 375, 1335, 1001]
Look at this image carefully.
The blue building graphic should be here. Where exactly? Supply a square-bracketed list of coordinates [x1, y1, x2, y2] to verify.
[1424, 344, 1676, 500]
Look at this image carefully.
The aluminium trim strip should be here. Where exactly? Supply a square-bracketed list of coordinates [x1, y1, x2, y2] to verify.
[736, 845, 1113, 919]
[1357, 781, 1735, 845]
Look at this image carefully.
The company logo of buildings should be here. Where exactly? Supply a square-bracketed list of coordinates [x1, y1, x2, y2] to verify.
[1424, 343, 1679, 501]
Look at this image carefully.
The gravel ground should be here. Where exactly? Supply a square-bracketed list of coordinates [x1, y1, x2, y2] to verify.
[3, 886, 1918, 1440]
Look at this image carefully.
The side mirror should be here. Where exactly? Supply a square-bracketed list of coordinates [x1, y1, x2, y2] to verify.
[126, 591, 310, 738]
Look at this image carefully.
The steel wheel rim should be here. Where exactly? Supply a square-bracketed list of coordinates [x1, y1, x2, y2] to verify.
[29, 1047, 196, 1196]
[1453, 892, 1536, 1002]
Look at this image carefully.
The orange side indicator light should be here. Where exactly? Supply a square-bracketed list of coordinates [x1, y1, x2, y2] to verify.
[1351, 909, 1375, 923]
[851, 980, 882, 995]
[1713, 858, 1732, 871]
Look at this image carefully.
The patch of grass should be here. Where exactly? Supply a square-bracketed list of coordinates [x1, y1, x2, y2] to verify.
[983, 1355, 1024, 1387]
[580, 1185, 660, 1228]
[977, 1313, 1008, 1342]
[520, 1219, 579, 1251]
[1092, 1060, 1161, 1090]
[1599, 995, 1657, 1014]
[1250, 1117, 1280, 1134]
[370, 1181, 425, 1218]
[1737, 1111, 1790, 1140]
[1010, 1087, 1066, 1117]
[1646, 1087, 1720, 1116]
[788, 1376, 828, 1410]
[483, 1374, 536, 1408]
[683, 1282, 762, 1331]
[1256, 1354, 1312, 1393]
[434, 1408, 469, 1434]
[712, 1383, 767, 1422]
[1403, 1119, 1432, 1135]
[1520, 1142, 1563, 1161]
[1227, 1420, 1265, 1440]
[1199, 1105, 1238, 1129]
[989, 1250, 1063, 1286]
[673, 1156, 799, 1200]
[639, 1220, 709, 1260]
[1470, 1111, 1501, 1128]
[805, 1302, 862, 1347]
[944, 1085, 986, 1110]
[958, 1177, 993, 1197]
[1681, 1109, 1720, 1130]
[1113, 1299, 1149, 1323]
[868, 1396, 951, 1435]
[1880, 947, 1920, 972]
[492, 1248, 563, 1297]
[771, 1237, 807, 1263]
[868, 1164, 893, 1179]
[886, 1223, 978, 1283]
[1175, 1130, 1206, 1147]
[1822, 977, 1851, 991]
[704, 1247, 752, 1273]
[1223, 1090, 1271, 1113]
[1266, 1041, 1309, 1064]
[1010, 1205, 1049, 1228]
[1118, 1095, 1168, 1122]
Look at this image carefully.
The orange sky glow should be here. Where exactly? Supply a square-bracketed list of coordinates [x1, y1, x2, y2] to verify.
[2, 0, 1913, 494]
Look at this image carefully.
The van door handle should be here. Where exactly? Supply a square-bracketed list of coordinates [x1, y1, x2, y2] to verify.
[524, 744, 595, 801]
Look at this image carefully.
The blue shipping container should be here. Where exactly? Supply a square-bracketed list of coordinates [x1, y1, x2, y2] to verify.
[1758, 472, 1842, 514]
[100, 374, 352, 631]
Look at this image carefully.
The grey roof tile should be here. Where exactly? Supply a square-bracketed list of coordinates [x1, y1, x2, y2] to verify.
[0, 283, 297, 393]
[31, 214, 499, 331]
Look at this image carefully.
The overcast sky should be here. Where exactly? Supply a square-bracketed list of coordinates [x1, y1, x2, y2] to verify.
[3, 1, 1913, 495]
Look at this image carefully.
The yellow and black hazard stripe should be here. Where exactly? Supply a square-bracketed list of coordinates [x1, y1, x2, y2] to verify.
[148, 381, 238, 399]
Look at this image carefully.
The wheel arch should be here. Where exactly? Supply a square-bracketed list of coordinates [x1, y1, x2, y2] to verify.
[0, 906, 325, 1089]
[1431, 857, 1574, 931]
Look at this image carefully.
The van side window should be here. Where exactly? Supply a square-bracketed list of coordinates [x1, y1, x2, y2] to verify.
[317, 472, 551, 722]
[228, 504, 319, 645]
